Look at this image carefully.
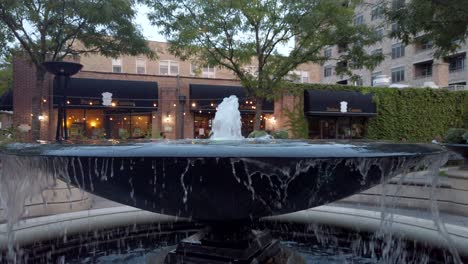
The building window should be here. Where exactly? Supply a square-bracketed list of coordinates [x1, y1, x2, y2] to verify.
[374, 27, 384, 40]
[414, 61, 433, 78]
[391, 43, 405, 59]
[447, 54, 466, 72]
[392, 0, 405, 10]
[244, 65, 258, 76]
[136, 58, 146, 74]
[324, 48, 332, 58]
[324, 66, 333, 77]
[202, 66, 216, 78]
[391, 23, 400, 34]
[160, 60, 179, 75]
[371, 71, 382, 86]
[112, 58, 122, 73]
[372, 48, 383, 56]
[190, 63, 198, 76]
[354, 14, 364, 25]
[353, 77, 364, 86]
[371, 5, 383, 21]
[287, 70, 309, 83]
[415, 38, 433, 52]
[391, 67, 405, 83]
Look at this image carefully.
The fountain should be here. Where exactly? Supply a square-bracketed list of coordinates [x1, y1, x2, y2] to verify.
[0, 95, 461, 263]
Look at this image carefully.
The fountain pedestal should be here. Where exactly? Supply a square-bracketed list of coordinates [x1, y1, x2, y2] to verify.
[165, 223, 281, 264]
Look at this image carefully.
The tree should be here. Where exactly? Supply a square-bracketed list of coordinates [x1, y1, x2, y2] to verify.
[0, 0, 155, 140]
[143, 0, 383, 130]
[0, 54, 13, 97]
[387, 0, 468, 56]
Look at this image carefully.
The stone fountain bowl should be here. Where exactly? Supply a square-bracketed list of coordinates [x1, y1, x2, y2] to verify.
[0, 140, 445, 221]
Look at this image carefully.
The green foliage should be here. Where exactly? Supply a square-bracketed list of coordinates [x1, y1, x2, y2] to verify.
[119, 129, 130, 140]
[143, 0, 383, 129]
[284, 96, 308, 139]
[247, 130, 269, 138]
[0, 0, 155, 140]
[271, 130, 289, 139]
[0, 0, 154, 66]
[0, 62, 12, 96]
[386, 0, 468, 56]
[444, 128, 468, 144]
[283, 83, 468, 142]
[463, 131, 468, 143]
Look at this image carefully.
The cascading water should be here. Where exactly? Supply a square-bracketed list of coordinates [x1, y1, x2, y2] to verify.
[210, 95, 244, 140]
[0, 95, 463, 263]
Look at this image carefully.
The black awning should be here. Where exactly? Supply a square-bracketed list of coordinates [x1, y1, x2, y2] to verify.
[304, 90, 376, 117]
[53, 78, 158, 109]
[189, 84, 274, 113]
[0, 89, 13, 111]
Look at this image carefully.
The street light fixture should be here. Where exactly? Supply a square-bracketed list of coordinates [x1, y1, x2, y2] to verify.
[42, 61, 83, 141]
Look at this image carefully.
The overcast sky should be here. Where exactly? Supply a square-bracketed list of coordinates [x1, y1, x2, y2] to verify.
[135, 4, 166, 42]
[134, 4, 294, 55]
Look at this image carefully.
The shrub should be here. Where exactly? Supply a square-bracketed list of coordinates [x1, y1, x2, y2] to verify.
[248, 130, 269, 138]
[444, 128, 467, 144]
[271, 130, 289, 139]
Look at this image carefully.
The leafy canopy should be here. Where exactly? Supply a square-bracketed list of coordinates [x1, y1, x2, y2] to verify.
[0, 0, 154, 67]
[387, 0, 468, 56]
[144, 0, 382, 100]
[0, 0, 155, 140]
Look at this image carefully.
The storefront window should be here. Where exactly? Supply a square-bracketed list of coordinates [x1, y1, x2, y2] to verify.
[66, 109, 152, 140]
[308, 116, 367, 140]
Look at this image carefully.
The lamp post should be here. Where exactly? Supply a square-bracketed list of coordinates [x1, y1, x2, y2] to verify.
[177, 95, 186, 139]
[42, 61, 83, 141]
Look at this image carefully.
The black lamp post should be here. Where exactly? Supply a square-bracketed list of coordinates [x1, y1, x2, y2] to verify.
[42, 61, 83, 141]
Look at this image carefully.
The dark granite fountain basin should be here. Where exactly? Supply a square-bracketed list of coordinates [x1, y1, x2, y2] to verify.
[0, 140, 445, 221]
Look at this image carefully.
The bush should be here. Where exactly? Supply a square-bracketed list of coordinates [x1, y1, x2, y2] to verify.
[444, 128, 467, 144]
[283, 83, 468, 142]
[248, 130, 269, 138]
[271, 130, 289, 139]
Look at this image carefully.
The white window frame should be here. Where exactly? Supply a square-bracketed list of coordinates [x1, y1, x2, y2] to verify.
[112, 58, 122, 73]
[136, 58, 146, 74]
[201, 66, 216, 78]
[244, 65, 258, 76]
[159, 60, 179, 75]
[190, 63, 198, 76]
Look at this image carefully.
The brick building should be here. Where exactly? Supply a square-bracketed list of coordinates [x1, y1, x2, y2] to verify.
[13, 41, 321, 140]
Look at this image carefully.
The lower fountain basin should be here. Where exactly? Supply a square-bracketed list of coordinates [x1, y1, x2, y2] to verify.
[0, 140, 445, 221]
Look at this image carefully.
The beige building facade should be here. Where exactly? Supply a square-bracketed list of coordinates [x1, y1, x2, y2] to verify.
[321, 0, 467, 90]
[80, 41, 320, 83]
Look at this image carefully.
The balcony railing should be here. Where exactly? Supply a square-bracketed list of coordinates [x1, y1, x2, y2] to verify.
[449, 66, 465, 73]
[447, 85, 468, 91]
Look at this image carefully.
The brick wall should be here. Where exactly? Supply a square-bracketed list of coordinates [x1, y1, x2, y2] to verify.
[15, 50, 320, 140]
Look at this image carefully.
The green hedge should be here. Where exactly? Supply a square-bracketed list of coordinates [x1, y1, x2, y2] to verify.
[283, 83, 468, 142]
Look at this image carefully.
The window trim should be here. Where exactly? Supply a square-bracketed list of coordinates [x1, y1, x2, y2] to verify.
[112, 58, 122, 73]
[324, 66, 333, 77]
[391, 43, 405, 59]
[136, 58, 146, 74]
[391, 66, 405, 83]
[159, 60, 179, 75]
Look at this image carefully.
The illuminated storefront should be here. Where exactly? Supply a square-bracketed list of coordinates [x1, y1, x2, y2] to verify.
[189, 84, 274, 138]
[304, 90, 376, 139]
[54, 78, 158, 140]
